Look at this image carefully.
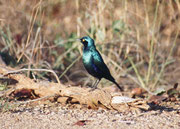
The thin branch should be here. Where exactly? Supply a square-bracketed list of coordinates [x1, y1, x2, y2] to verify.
[12, 94, 57, 105]
[4, 68, 61, 85]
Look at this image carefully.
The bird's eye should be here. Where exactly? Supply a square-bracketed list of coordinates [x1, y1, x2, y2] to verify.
[81, 38, 88, 45]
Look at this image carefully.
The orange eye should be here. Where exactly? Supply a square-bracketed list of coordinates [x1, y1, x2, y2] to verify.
[82, 39, 85, 42]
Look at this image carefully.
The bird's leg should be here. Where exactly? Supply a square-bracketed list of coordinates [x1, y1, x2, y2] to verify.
[89, 79, 101, 92]
[91, 80, 98, 88]
[93, 79, 100, 88]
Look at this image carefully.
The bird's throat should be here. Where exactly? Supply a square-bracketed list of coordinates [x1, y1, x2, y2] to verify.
[83, 43, 88, 50]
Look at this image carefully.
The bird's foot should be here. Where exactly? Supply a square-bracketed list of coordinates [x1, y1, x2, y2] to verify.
[88, 87, 98, 92]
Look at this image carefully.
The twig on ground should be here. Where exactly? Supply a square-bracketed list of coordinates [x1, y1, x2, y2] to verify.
[3, 68, 61, 85]
[13, 94, 57, 105]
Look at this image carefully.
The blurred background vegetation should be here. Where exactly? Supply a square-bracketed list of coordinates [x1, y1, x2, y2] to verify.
[0, 0, 180, 94]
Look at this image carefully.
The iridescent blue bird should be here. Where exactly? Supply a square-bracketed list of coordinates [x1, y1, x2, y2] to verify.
[79, 36, 123, 91]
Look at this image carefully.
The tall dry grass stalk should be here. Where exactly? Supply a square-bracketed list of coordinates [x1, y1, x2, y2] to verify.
[0, 0, 179, 93]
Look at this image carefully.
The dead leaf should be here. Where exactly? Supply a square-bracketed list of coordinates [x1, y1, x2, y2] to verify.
[169, 97, 176, 102]
[132, 88, 143, 96]
[167, 83, 179, 97]
[148, 95, 167, 104]
[57, 96, 69, 104]
[131, 88, 146, 98]
[111, 96, 150, 113]
[73, 120, 89, 126]
[11, 89, 36, 100]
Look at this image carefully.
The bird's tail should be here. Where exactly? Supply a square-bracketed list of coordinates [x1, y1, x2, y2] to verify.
[112, 80, 123, 91]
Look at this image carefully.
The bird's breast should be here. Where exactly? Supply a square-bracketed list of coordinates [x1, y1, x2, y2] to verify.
[82, 51, 92, 64]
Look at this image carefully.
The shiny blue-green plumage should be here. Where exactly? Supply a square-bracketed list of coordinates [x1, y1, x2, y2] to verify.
[80, 36, 123, 91]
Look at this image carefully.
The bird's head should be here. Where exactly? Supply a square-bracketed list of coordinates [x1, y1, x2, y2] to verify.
[79, 36, 95, 49]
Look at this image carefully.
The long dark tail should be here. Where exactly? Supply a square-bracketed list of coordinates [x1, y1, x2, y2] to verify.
[112, 80, 123, 91]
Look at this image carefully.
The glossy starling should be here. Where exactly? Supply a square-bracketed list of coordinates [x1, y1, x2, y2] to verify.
[79, 36, 123, 91]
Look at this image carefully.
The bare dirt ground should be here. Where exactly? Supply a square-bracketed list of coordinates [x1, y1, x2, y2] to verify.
[0, 66, 179, 129]
[0, 102, 179, 129]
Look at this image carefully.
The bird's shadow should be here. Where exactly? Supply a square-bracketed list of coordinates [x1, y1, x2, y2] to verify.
[147, 102, 179, 113]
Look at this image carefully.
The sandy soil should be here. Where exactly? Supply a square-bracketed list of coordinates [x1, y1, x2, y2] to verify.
[0, 103, 179, 129]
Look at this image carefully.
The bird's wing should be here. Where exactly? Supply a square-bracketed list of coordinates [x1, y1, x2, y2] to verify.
[92, 50, 111, 76]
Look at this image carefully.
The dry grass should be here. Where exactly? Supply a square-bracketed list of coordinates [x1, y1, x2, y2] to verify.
[0, 0, 180, 94]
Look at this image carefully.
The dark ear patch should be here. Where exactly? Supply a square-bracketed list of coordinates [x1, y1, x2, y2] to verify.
[81, 39, 88, 48]
[83, 40, 88, 48]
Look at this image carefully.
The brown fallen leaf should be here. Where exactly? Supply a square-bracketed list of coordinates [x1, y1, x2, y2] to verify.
[167, 83, 179, 97]
[57, 96, 69, 104]
[11, 88, 37, 100]
[132, 88, 143, 95]
[148, 95, 167, 104]
[131, 88, 146, 98]
[73, 120, 90, 126]
[169, 96, 176, 102]
[111, 96, 150, 113]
